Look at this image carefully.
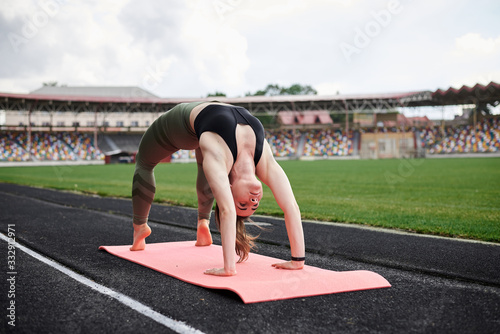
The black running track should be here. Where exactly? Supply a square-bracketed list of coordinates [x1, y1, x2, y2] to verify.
[1, 183, 499, 333]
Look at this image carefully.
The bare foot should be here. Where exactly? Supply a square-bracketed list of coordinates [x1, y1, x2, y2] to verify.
[195, 219, 212, 246]
[130, 223, 151, 251]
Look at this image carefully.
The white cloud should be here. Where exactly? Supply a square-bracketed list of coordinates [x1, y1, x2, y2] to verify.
[453, 33, 500, 57]
[449, 71, 500, 90]
[222, 0, 308, 21]
[446, 33, 500, 89]
[314, 82, 344, 95]
[180, 3, 250, 95]
[0, 0, 499, 99]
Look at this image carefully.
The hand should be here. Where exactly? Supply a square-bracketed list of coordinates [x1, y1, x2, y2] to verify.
[272, 260, 304, 270]
[204, 267, 237, 276]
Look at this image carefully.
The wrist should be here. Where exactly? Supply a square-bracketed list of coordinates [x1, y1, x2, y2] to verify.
[224, 259, 236, 275]
[289, 260, 304, 269]
[224, 267, 237, 275]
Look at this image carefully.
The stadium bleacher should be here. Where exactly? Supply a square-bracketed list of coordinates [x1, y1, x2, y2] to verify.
[302, 129, 353, 157]
[0, 132, 30, 161]
[0, 131, 104, 161]
[266, 129, 297, 158]
[1, 120, 499, 162]
[104, 133, 143, 153]
[420, 119, 500, 154]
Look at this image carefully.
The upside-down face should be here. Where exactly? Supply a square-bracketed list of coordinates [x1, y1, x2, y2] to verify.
[231, 177, 263, 217]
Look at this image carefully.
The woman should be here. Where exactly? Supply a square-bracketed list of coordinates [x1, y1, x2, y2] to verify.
[131, 101, 305, 276]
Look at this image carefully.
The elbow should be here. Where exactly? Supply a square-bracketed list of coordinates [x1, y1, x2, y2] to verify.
[219, 206, 236, 221]
[215, 204, 236, 226]
[284, 201, 301, 219]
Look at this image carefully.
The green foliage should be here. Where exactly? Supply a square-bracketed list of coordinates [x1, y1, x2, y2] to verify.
[254, 114, 278, 127]
[1, 158, 499, 242]
[246, 83, 317, 96]
[206, 91, 226, 97]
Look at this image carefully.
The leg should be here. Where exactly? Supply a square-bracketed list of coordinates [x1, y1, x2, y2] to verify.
[196, 217, 213, 246]
[131, 222, 152, 251]
[130, 159, 156, 251]
[130, 120, 176, 251]
[195, 148, 213, 246]
[130, 105, 201, 250]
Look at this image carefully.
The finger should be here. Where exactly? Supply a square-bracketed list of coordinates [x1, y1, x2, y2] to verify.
[204, 268, 216, 275]
[272, 261, 288, 266]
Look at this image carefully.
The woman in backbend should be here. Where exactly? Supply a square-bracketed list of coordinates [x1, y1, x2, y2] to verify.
[130, 101, 305, 276]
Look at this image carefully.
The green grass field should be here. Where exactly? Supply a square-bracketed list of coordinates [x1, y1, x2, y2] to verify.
[1, 158, 499, 242]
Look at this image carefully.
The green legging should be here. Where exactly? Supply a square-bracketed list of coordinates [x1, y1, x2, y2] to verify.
[132, 101, 213, 225]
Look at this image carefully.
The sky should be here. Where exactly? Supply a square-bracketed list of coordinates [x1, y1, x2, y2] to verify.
[1, 0, 499, 119]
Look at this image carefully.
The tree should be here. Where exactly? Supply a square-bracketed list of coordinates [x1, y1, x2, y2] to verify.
[43, 81, 58, 87]
[246, 83, 317, 96]
[286, 83, 317, 95]
[206, 91, 226, 97]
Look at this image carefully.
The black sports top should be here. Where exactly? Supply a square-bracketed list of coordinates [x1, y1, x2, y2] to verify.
[194, 104, 265, 166]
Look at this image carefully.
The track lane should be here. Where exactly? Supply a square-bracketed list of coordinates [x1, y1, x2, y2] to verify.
[2, 183, 499, 286]
[0, 234, 192, 334]
[1, 183, 500, 333]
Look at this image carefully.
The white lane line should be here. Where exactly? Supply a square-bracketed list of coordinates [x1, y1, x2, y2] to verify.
[301, 219, 500, 246]
[0, 233, 204, 334]
[251, 212, 499, 246]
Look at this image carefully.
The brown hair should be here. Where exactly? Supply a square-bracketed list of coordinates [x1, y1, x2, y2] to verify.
[214, 203, 258, 263]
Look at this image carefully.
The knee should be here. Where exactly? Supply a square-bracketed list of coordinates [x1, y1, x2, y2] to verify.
[134, 154, 156, 173]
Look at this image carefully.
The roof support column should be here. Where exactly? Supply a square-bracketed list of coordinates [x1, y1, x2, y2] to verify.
[473, 99, 478, 152]
[94, 103, 101, 152]
[27, 106, 31, 161]
[27, 100, 37, 161]
[343, 99, 349, 137]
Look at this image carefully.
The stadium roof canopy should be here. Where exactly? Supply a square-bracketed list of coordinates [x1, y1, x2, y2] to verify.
[432, 81, 500, 106]
[0, 88, 434, 115]
[278, 111, 333, 125]
[0, 82, 498, 115]
[31, 86, 158, 99]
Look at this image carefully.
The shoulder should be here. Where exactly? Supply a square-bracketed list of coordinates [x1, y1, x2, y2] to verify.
[199, 132, 233, 173]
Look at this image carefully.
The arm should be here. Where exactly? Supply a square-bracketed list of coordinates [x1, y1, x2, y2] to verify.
[257, 141, 305, 269]
[198, 135, 237, 276]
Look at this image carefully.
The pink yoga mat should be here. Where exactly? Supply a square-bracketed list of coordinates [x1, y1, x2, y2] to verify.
[99, 241, 391, 304]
